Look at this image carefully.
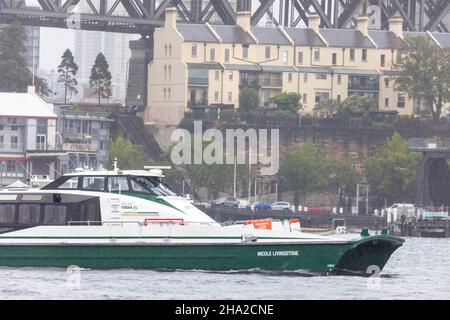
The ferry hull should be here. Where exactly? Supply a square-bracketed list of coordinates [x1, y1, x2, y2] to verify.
[0, 235, 403, 273]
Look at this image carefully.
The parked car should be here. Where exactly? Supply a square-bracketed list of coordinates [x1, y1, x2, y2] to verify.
[210, 197, 239, 209]
[270, 201, 292, 212]
[247, 201, 272, 213]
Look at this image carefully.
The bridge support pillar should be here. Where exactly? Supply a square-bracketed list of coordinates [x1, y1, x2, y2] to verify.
[126, 35, 154, 108]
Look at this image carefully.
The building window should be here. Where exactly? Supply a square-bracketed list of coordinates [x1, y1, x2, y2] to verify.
[228, 71, 233, 81]
[228, 92, 232, 102]
[163, 88, 167, 100]
[397, 94, 405, 108]
[384, 78, 390, 87]
[169, 45, 172, 56]
[191, 43, 197, 57]
[314, 48, 320, 61]
[298, 51, 303, 64]
[214, 91, 219, 102]
[210, 48, 216, 61]
[265, 46, 271, 59]
[362, 49, 367, 61]
[332, 53, 337, 65]
[215, 70, 220, 80]
[288, 73, 293, 82]
[164, 45, 168, 56]
[350, 49, 355, 61]
[380, 54, 385, 67]
[10, 136, 18, 149]
[0, 125, 3, 130]
[385, 98, 389, 107]
[0, 135, 3, 148]
[243, 45, 249, 59]
[164, 65, 167, 80]
[337, 95, 341, 102]
[303, 73, 308, 83]
[168, 88, 171, 100]
[224, 49, 230, 62]
[315, 92, 330, 103]
[316, 73, 327, 80]
[302, 94, 307, 103]
[282, 51, 288, 64]
[337, 75, 342, 84]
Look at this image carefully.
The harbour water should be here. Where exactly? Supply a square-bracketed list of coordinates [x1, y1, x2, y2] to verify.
[0, 237, 449, 300]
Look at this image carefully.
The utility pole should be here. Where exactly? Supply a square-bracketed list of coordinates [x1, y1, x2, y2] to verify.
[366, 184, 369, 216]
[356, 183, 360, 216]
[233, 154, 237, 198]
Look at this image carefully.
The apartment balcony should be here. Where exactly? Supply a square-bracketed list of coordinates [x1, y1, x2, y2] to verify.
[261, 78, 283, 88]
[188, 77, 209, 86]
[0, 143, 25, 152]
[239, 78, 260, 88]
[62, 143, 93, 152]
[187, 100, 209, 108]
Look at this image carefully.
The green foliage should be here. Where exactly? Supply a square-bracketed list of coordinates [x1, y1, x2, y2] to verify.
[0, 22, 32, 93]
[89, 52, 112, 105]
[220, 109, 238, 122]
[365, 133, 421, 203]
[57, 48, 79, 104]
[269, 92, 302, 114]
[239, 88, 259, 111]
[313, 99, 341, 118]
[279, 143, 357, 209]
[278, 143, 329, 209]
[339, 95, 377, 117]
[395, 36, 450, 119]
[265, 109, 295, 118]
[108, 136, 157, 170]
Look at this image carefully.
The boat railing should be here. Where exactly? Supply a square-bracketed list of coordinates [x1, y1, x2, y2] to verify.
[67, 221, 102, 226]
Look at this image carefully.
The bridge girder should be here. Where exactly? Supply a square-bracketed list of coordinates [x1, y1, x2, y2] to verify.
[0, 0, 448, 33]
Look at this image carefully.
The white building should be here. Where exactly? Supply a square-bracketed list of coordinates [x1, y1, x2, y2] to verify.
[0, 87, 66, 186]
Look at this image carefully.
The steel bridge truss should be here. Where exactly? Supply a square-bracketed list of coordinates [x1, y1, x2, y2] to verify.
[0, 0, 448, 34]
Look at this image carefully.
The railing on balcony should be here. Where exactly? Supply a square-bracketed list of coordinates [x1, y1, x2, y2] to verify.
[188, 77, 209, 85]
[62, 143, 92, 152]
[0, 143, 25, 152]
[261, 78, 282, 87]
[239, 78, 260, 87]
[187, 100, 209, 108]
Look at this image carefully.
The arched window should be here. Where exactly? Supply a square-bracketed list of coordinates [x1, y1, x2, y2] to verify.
[169, 44, 172, 56]
[164, 45, 168, 56]
[168, 88, 171, 100]
[163, 88, 167, 100]
[168, 65, 172, 79]
[164, 65, 167, 80]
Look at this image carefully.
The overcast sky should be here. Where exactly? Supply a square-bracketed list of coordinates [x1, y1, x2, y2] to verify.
[40, 28, 75, 71]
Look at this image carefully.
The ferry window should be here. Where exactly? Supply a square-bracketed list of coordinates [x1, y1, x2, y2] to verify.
[18, 204, 41, 224]
[58, 176, 78, 189]
[130, 179, 151, 193]
[44, 205, 67, 225]
[82, 176, 105, 191]
[130, 177, 177, 197]
[0, 204, 15, 223]
[108, 176, 129, 192]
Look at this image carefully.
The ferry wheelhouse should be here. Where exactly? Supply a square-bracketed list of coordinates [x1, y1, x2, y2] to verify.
[0, 168, 404, 273]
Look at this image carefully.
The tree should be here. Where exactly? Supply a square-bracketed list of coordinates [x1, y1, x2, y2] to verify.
[313, 99, 341, 118]
[339, 95, 377, 117]
[0, 21, 31, 92]
[327, 158, 357, 207]
[278, 143, 329, 211]
[108, 136, 158, 170]
[239, 88, 259, 111]
[35, 76, 51, 97]
[395, 36, 450, 119]
[89, 53, 112, 105]
[365, 133, 421, 203]
[269, 92, 302, 114]
[57, 48, 78, 104]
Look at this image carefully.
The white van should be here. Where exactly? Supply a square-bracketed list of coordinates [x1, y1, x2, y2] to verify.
[386, 203, 415, 223]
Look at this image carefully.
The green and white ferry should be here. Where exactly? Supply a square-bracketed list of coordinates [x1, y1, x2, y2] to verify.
[0, 166, 404, 274]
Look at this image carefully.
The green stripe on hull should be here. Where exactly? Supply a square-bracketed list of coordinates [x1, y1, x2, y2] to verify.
[0, 235, 404, 272]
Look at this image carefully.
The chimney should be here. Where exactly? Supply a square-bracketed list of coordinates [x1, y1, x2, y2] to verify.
[308, 14, 320, 33]
[236, 11, 251, 32]
[389, 16, 404, 38]
[165, 7, 177, 28]
[356, 16, 369, 37]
